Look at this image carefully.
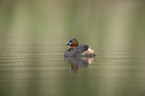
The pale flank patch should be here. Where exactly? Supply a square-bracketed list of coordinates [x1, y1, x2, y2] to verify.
[80, 47, 95, 55]
[87, 47, 94, 54]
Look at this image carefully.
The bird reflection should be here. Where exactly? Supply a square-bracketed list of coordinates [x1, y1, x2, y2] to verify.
[64, 56, 95, 73]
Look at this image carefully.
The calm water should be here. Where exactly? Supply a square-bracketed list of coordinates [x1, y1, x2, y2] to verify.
[0, 1, 145, 96]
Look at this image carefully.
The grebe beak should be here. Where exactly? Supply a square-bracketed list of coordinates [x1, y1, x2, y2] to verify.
[66, 42, 72, 46]
[66, 42, 69, 45]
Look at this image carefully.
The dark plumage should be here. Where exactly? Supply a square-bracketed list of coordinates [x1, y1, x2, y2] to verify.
[65, 45, 89, 56]
[64, 38, 96, 57]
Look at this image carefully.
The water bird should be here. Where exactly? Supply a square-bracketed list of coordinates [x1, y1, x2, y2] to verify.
[64, 38, 96, 57]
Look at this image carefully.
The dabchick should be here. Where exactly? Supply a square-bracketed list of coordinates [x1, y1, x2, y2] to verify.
[64, 38, 96, 57]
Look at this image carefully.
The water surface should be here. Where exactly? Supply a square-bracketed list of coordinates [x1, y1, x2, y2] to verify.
[0, 1, 145, 96]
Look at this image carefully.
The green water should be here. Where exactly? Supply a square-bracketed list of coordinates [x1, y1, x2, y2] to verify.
[0, 1, 145, 96]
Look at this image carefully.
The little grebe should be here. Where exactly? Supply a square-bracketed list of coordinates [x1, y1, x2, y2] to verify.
[64, 38, 96, 57]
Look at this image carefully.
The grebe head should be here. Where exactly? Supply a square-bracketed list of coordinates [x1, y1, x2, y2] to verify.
[66, 38, 78, 48]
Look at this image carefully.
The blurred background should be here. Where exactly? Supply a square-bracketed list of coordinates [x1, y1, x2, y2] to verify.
[0, 0, 145, 96]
